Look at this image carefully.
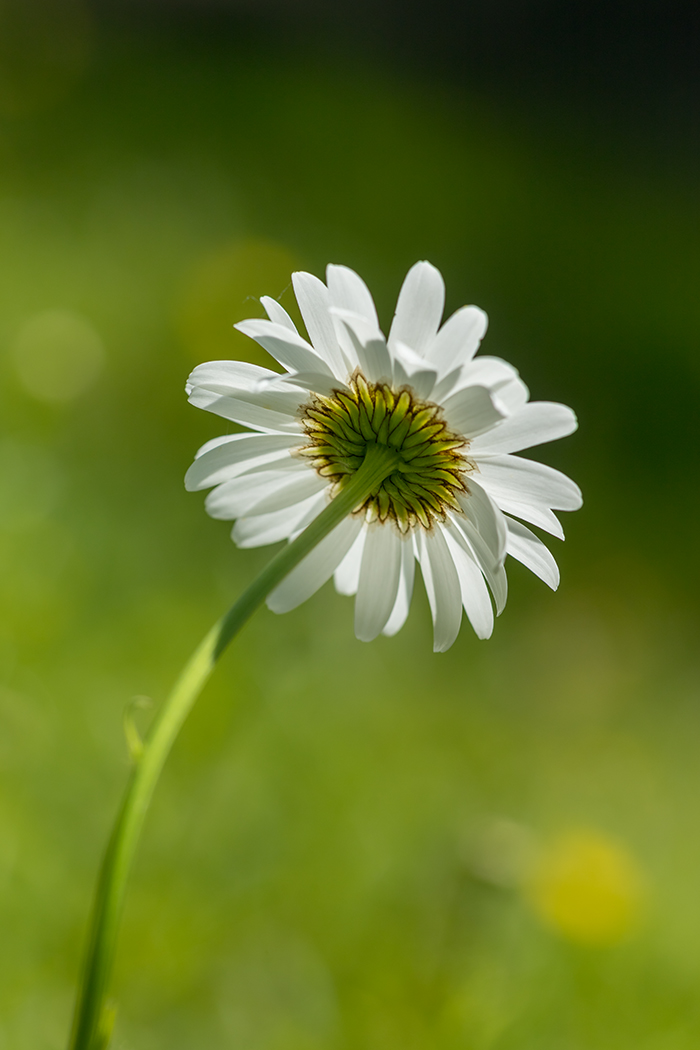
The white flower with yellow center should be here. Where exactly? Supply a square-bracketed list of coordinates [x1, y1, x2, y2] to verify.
[186, 262, 581, 651]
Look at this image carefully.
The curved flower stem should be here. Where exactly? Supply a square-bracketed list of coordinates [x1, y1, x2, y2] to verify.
[68, 443, 399, 1050]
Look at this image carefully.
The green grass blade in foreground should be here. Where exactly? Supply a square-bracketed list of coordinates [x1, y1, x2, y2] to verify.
[68, 443, 399, 1050]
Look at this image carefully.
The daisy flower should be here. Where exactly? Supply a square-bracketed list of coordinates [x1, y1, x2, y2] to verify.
[185, 262, 581, 651]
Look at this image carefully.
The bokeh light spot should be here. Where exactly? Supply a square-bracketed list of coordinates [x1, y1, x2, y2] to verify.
[462, 817, 538, 888]
[0, 439, 63, 529]
[11, 309, 105, 403]
[526, 829, 646, 945]
[176, 238, 303, 370]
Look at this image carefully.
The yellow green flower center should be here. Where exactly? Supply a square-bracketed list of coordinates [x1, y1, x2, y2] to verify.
[299, 373, 472, 531]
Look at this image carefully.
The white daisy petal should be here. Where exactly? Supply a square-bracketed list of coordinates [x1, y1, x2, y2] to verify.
[185, 433, 301, 491]
[388, 261, 445, 357]
[505, 516, 560, 590]
[455, 477, 508, 564]
[330, 318, 361, 374]
[234, 318, 334, 378]
[447, 520, 508, 616]
[196, 381, 305, 418]
[354, 526, 403, 642]
[451, 485, 507, 611]
[186, 361, 308, 430]
[260, 296, 298, 332]
[267, 514, 364, 614]
[459, 355, 518, 388]
[186, 359, 281, 395]
[417, 527, 463, 652]
[233, 490, 327, 548]
[391, 341, 439, 400]
[433, 356, 523, 404]
[443, 530, 494, 639]
[441, 384, 507, 438]
[205, 465, 326, 520]
[471, 401, 578, 455]
[382, 537, 416, 637]
[334, 528, 366, 596]
[425, 305, 488, 375]
[494, 497, 565, 540]
[489, 562, 508, 616]
[194, 434, 242, 458]
[278, 371, 349, 397]
[475, 454, 583, 512]
[326, 264, 379, 327]
[187, 388, 303, 433]
[292, 271, 347, 379]
[491, 375, 530, 412]
[358, 340, 394, 386]
[333, 310, 393, 384]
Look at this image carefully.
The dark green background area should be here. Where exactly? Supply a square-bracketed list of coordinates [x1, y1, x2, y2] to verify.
[1, 4, 699, 1048]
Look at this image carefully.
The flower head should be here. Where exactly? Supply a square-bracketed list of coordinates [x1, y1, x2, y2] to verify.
[186, 262, 581, 651]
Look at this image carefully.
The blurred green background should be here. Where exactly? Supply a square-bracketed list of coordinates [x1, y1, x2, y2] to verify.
[1, 1, 699, 1047]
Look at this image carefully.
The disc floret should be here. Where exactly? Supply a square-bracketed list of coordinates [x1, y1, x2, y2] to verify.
[299, 373, 472, 531]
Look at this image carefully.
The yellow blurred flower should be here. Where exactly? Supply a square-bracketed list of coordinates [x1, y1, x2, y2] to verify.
[526, 828, 646, 945]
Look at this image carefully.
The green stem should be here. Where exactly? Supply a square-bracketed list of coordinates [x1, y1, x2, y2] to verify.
[68, 443, 399, 1050]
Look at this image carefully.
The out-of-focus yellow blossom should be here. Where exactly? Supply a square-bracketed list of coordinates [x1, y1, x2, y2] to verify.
[526, 829, 646, 945]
